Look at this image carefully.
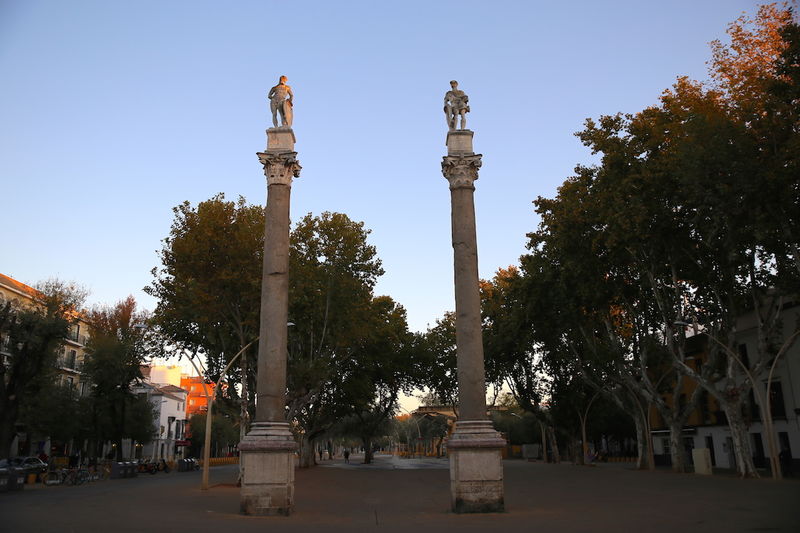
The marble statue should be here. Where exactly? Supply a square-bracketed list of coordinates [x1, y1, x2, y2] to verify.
[444, 80, 470, 131]
[268, 76, 294, 128]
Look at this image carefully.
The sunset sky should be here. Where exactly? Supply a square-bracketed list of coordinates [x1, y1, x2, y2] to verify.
[0, 0, 760, 333]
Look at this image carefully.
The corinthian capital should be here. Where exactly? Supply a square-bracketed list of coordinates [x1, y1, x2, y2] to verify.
[441, 154, 482, 190]
[257, 151, 302, 186]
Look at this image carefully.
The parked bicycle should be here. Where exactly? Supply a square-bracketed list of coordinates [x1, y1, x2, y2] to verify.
[39, 467, 91, 486]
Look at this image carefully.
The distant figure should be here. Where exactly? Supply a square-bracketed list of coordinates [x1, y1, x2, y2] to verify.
[318, 448, 323, 462]
[268, 75, 294, 128]
[343, 449, 350, 464]
[444, 80, 470, 131]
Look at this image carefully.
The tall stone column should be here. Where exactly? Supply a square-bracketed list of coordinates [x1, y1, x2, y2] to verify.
[239, 126, 300, 516]
[442, 128, 505, 513]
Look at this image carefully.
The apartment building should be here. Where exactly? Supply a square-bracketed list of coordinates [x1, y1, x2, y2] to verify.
[0, 273, 92, 396]
[650, 302, 800, 473]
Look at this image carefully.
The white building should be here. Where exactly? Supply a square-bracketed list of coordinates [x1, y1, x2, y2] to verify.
[651, 301, 799, 473]
[133, 367, 188, 461]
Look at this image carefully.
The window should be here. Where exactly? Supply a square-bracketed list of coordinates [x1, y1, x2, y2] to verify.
[699, 391, 711, 424]
[769, 382, 786, 418]
[778, 432, 792, 456]
[748, 390, 760, 420]
[738, 344, 750, 369]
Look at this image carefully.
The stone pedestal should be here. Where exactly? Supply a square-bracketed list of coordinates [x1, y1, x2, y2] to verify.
[446, 129, 474, 155]
[442, 129, 505, 513]
[448, 420, 506, 513]
[239, 422, 297, 515]
[266, 127, 296, 152]
[240, 126, 300, 516]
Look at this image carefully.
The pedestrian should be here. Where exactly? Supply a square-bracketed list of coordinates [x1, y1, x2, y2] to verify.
[344, 449, 350, 464]
[318, 448, 323, 462]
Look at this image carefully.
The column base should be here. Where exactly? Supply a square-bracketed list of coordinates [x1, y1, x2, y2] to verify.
[239, 422, 298, 516]
[447, 420, 506, 513]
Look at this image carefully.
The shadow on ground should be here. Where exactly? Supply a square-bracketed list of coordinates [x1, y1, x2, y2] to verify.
[1, 454, 798, 532]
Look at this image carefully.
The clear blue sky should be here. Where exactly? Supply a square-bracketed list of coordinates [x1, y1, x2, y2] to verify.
[0, 0, 760, 332]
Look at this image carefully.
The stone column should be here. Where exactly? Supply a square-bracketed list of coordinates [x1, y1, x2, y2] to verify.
[240, 127, 301, 516]
[442, 129, 505, 513]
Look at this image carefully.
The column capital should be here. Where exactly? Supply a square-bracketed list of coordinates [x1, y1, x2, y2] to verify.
[257, 151, 302, 186]
[442, 154, 482, 190]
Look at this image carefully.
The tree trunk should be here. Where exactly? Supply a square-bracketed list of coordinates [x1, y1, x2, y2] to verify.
[298, 434, 316, 468]
[547, 426, 560, 463]
[633, 415, 645, 469]
[539, 422, 548, 462]
[363, 437, 373, 464]
[668, 420, 686, 473]
[724, 402, 759, 478]
[633, 413, 654, 470]
[579, 413, 588, 464]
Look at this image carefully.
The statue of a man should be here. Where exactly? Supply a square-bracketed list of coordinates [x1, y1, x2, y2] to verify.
[268, 75, 294, 128]
[444, 80, 469, 131]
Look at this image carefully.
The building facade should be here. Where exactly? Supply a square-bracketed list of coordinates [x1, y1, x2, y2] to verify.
[181, 375, 215, 418]
[135, 365, 189, 461]
[650, 303, 800, 473]
[0, 273, 92, 456]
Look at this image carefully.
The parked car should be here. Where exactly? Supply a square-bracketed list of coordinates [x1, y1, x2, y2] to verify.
[1, 457, 48, 474]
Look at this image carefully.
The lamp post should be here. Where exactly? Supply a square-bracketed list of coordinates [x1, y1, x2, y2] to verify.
[181, 339, 258, 490]
[675, 320, 799, 480]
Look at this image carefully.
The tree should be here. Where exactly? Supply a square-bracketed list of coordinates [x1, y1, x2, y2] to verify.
[83, 296, 155, 460]
[513, 3, 800, 476]
[417, 313, 459, 413]
[0, 279, 86, 459]
[336, 296, 417, 464]
[18, 383, 88, 455]
[286, 212, 386, 467]
[148, 202, 397, 468]
[188, 412, 239, 458]
[146, 193, 264, 442]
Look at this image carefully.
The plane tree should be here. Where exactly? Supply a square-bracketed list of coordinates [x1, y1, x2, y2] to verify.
[0, 280, 86, 459]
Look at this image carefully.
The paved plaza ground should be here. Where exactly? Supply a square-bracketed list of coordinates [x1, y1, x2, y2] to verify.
[1, 454, 798, 532]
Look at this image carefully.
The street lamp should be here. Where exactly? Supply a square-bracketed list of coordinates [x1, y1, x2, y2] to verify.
[180, 339, 258, 491]
[674, 320, 799, 480]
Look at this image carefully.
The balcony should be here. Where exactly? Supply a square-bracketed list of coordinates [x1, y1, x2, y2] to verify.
[57, 357, 82, 373]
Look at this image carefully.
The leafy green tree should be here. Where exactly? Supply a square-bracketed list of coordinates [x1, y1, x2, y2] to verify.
[18, 383, 88, 454]
[0, 279, 86, 459]
[146, 194, 264, 440]
[83, 296, 154, 460]
[513, 4, 799, 476]
[187, 412, 239, 458]
[287, 212, 386, 466]
[417, 313, 459, 412]
[336, 296, 417, 464]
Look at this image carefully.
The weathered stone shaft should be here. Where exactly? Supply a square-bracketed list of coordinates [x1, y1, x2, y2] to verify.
[257, 181, 291, 422]
[449, 183, 487, 421]
[254, 147, 300, 422]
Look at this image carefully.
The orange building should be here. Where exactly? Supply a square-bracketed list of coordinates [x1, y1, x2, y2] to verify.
[180, 375, 215, 417]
